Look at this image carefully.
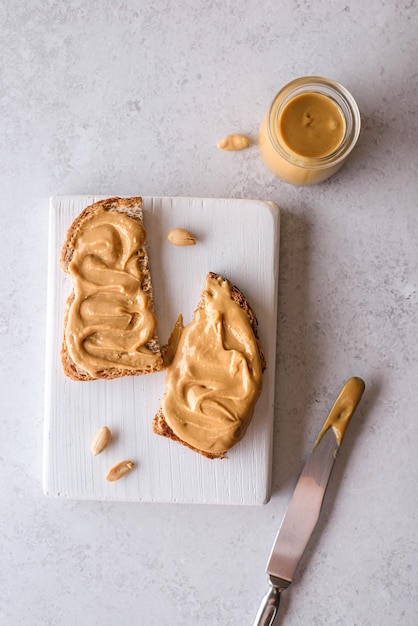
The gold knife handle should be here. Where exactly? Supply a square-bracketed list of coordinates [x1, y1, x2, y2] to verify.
[253, 582, 281, 626]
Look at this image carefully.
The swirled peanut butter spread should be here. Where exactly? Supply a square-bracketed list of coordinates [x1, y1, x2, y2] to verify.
[65, 208, 160, 377]
[161, 275, 263, 455]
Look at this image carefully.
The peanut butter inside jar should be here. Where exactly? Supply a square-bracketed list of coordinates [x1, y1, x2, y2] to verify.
[258, 76, 361, 186]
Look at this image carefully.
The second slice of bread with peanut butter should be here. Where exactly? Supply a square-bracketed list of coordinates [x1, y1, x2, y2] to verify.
[153, 272, 266, 458]
[60, 196, 163, 381]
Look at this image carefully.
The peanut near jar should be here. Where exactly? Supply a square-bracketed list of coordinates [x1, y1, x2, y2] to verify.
[258, 76, 361, 185]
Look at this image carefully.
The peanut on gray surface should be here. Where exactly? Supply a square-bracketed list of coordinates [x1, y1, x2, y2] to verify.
[217, 133, 250, 151]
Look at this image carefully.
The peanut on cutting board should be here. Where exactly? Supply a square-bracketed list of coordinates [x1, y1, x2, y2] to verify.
[106, 460, 135, 482]
[166, 228, 196, 246]
[217, 133, 250, 151]
[90, 426, 112, 456]
[90, 427, 135, 483]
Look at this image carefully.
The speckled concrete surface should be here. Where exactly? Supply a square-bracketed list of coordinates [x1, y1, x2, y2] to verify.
[1, 1, 417, 625]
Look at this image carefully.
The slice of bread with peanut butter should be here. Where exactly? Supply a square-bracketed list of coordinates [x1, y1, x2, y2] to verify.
[152, 273, 266, 459]
[60, 197, 163, 380]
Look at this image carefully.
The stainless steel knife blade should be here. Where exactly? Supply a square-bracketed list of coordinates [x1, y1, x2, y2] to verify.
[253, 376, 365, 626]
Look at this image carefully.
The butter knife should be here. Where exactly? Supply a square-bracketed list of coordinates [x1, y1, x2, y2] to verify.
[253, 376, 365, 626]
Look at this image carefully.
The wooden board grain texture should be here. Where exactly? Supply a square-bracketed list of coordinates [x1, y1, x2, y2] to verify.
[43, 196, 280, 504]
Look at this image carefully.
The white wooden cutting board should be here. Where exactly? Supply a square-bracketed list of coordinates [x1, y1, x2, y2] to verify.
[43, 196, 280, 504]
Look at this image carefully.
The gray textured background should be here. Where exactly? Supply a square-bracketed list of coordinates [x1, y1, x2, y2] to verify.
[1, 1, 417, 624]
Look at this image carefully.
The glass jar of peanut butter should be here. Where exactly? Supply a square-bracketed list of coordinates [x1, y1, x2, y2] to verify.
[258, 76, 361, 185]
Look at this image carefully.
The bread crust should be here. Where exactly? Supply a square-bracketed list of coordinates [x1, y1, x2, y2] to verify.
[60, 197, 162, 381]
[152, 272, 266, 458]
